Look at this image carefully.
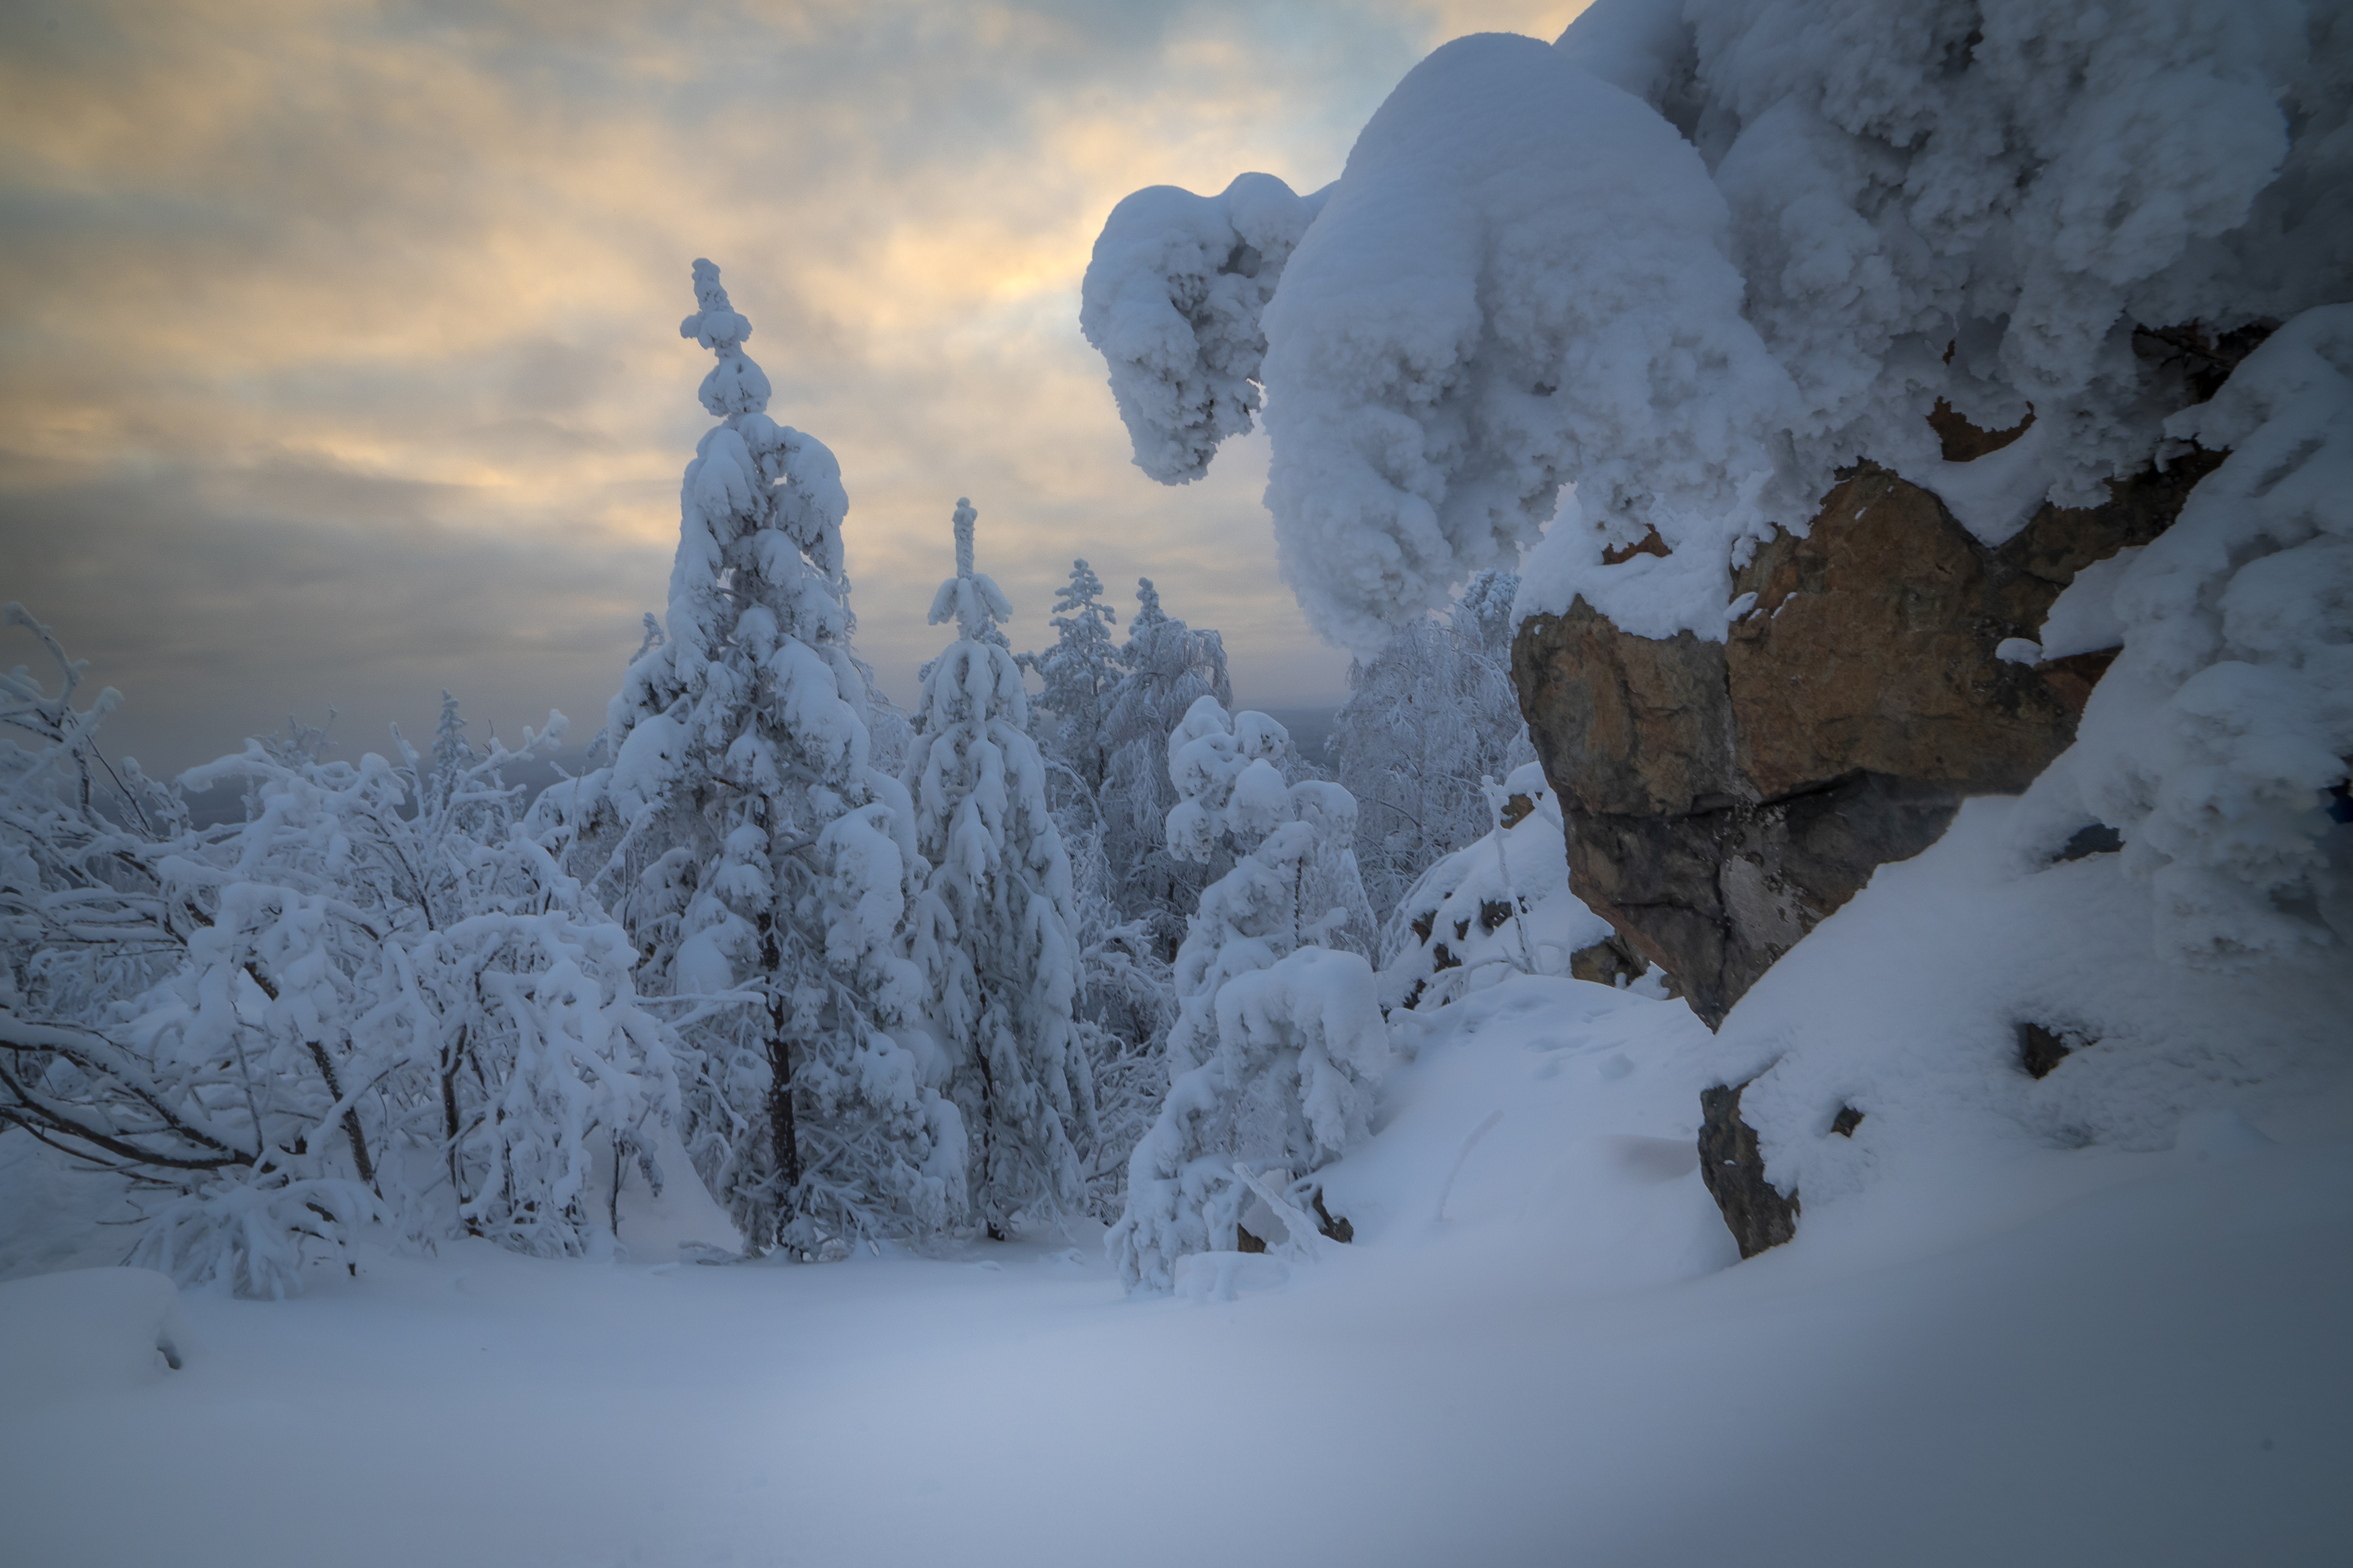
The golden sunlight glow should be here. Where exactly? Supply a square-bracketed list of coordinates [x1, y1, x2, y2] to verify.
[0, 0, 1581, 770]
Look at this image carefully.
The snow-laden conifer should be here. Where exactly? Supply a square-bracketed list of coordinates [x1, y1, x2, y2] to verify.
[1016, 559, 1174, 1213]
[1108, 696, 1386, 1290]
[1099, 579, 1233, 958]
[538, 261, 961, 1251]
[904, 501, 1090, 1237]
[1031, 559, 1122, 796]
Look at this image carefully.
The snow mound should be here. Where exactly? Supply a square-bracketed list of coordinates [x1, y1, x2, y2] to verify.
[1712, 797, 2353, 1214]
[610, 1114, 745, 1262]
[1080, 173, 1330, 485]
[1379, 759, 1614, 1010]
[1316, 973, 1735, 1296]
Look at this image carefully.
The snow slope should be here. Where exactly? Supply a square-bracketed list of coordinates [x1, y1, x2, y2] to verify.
[4, 951, 2344, 1566]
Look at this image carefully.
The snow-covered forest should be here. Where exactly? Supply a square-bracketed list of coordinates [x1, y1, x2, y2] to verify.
[4, 2, 2348, 1563]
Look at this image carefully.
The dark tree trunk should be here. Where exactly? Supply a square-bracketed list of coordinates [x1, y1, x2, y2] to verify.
[442, 1024, 478, 1234]
[305, 1039, 378, 1191]
[760, 914, 801, 1243]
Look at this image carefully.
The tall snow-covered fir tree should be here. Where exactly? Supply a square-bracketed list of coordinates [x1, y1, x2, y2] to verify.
[1016, 561, 1175, 1218]
[1099, 578, 1233, 959]
[1108, 696, 1387, 1291]
[1029, 559, 1123, 797]
[904, 500, 1091, 1238]
[536, 260, 963, 1253]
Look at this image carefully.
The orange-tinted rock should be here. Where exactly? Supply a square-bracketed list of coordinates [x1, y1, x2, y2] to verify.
[1513, 449, 2225, 1028]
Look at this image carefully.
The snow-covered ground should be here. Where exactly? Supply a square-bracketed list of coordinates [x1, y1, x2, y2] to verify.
[6, 947, 2344, 1567]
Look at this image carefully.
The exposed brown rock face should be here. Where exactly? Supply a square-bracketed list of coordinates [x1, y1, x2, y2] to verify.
[1697, 1081, 1797, 1259]
[1513, 452, 2222, 1027]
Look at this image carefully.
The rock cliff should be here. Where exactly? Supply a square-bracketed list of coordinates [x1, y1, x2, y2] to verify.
[1511, 447, 2222, 1028]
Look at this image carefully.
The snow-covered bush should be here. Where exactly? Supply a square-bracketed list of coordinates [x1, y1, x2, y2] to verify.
[2, 606, 678, 1295]
[1379, 760, 1616, 1014]
[1108, 697, 1385, 1290]
[534, 261, 959, 1251]
[903, 500, 1091, 1237]
[1109, 944, 1388, 1293]
[1330, 569, 1536, 922]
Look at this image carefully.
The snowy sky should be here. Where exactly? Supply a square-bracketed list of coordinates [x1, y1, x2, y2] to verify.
[0, 0, 1578, 774]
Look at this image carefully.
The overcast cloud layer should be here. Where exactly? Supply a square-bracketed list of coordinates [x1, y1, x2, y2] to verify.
[0, 0, 1574, 774]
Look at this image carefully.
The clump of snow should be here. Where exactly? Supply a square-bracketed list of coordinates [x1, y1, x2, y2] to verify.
[1079, 173, 1331, 485]
[2034, 545, 2143, 663]
[1260, 32, 1794, 651]
[1899, 422, 2059, 548]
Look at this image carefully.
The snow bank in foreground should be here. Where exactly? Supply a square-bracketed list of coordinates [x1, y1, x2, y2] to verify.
[3, 968, 2346, 1566]
[0, 1267, 189, 1404]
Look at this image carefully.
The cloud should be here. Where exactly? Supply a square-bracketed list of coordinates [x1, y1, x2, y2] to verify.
[0, 0, 1580, 773]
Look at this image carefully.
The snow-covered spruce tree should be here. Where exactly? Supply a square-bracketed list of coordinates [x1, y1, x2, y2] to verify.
[903, 500, 1091, 1237]
[1017, 559, 1174, 1214]
[1, 607, 678, 1294]
[1029, 559, 1123, 798]
[538, 261, 960, 1252]
[1329, 568, 1535, 924]
[1107, 696, 1386, 1292]
[1099, 578, 1233, 960]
